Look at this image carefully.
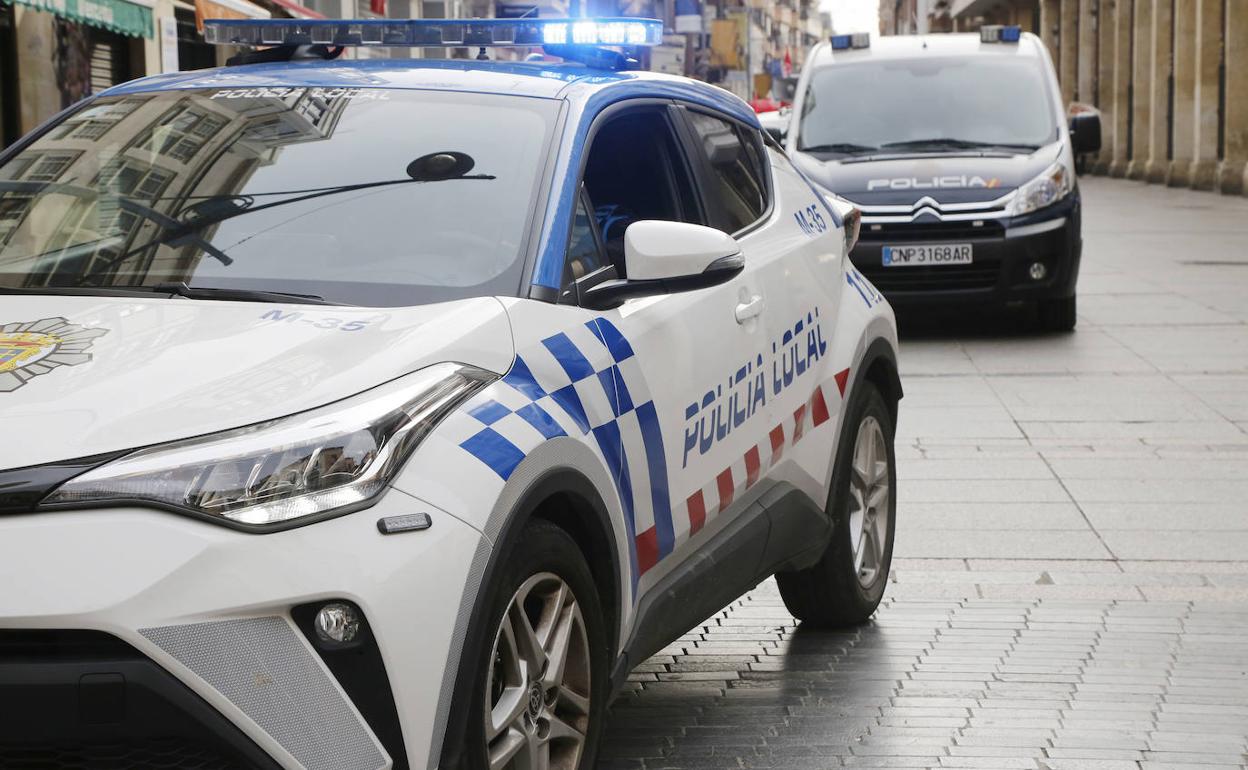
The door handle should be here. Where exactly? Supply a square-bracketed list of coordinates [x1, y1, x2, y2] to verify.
[734, 294, 765, 323]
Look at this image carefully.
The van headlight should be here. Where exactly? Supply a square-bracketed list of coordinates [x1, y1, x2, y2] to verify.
[1007, 161, 1072, 217]
[44, 363, 495, 528]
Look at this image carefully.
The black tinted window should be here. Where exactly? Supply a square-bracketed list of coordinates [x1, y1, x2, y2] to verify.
[685, 111, 767, 233]
[582, 109, 700, 273]
[561, 192, 609, 301]
[0, 89, 556, 306]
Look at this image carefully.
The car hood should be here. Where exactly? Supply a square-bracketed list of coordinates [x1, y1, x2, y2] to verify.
[792, 144, 1061, 206]
[1, 295, 514, 470]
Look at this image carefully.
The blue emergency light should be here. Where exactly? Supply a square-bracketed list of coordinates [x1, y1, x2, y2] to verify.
[203, 17, 663, 49]
[980, 24, 1021, 43]
[829, 32, 870, 50]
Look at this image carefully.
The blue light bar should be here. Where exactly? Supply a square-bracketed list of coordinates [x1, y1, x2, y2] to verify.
[980, 24, 1021, 43]
[829, 32, 869, 50]
[203, 17, 663, 48]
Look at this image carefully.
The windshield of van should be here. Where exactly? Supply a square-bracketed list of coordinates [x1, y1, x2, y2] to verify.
[0, 88, 555, 306]
[797, 57, 1058, 157]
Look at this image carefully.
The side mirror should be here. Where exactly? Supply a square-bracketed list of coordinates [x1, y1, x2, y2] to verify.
[581, 221, 743, 310]
[1069, 111, 1101, 154]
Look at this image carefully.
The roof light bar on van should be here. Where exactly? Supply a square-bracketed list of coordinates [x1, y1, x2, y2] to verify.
[829, 32, 869, 50]
[980, 24, 1021, 43]
[202, 17, 663, 48]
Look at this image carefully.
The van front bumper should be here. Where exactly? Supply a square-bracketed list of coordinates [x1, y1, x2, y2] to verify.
[849, 194, 1081, 306]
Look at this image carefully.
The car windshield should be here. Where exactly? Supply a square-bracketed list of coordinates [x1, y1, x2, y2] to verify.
[0, 87, 556, 306]
[797, 57, 1058, 156]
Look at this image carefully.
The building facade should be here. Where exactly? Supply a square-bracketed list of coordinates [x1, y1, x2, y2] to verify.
[1, 0, 827, 150]
[0, 0, 282, 148]
[943, 0, 1248, 196]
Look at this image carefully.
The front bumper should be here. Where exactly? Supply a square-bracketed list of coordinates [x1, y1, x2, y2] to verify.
[0, 491, 486, 770]
[849, 195, 1081, 306]
[0, 629, 280, 769]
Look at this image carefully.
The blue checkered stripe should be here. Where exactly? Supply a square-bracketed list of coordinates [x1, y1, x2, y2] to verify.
[458, 318, 677, 583]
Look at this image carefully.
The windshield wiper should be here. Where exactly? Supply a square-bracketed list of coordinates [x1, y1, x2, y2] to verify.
[0, 283, 335, 304]
[78, 173, 494, 287]
[800, 142, 879, 155]
[880, 138, 1040, 152]
[150, 282, 338, 305]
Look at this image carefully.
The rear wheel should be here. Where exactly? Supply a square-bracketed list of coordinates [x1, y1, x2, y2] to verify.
[463, 520, 606, 770]
[1039, 294, 1077, 332]
[776, 382, 897, 627]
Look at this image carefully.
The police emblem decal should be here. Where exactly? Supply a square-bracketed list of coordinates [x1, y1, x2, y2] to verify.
[0, 317, 108, 392]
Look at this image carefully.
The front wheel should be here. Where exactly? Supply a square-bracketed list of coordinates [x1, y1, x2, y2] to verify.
[776, 381, 897, 627]
[463, 520, 606, 770]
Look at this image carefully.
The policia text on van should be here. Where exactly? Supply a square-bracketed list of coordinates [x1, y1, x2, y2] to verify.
[783, 27, 1101, 332]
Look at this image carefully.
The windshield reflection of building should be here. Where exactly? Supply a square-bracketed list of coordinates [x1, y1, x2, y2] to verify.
[0, 88, 351, 288]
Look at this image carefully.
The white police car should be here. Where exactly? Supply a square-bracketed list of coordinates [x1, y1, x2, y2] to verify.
[0, 18, 901, 770]
[784, 28, 1102, 331]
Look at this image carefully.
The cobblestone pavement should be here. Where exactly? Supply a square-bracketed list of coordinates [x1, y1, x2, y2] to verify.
[599, 178, 1248, 769]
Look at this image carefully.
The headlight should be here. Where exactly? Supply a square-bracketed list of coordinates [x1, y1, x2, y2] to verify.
[1007, 161, 1072, 217]
[44, 363, 496, 528]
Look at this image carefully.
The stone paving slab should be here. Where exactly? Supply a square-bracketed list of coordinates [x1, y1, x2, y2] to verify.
[600, 178, 1248, 768]
[601, 587, 1248, 769]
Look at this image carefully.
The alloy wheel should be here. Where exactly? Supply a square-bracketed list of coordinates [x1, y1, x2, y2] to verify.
[484, 572, 591, 770]
[848, 414, 890, 588]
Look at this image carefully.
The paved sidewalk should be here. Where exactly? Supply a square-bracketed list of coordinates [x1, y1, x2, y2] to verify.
[600, 178, 1248, 768]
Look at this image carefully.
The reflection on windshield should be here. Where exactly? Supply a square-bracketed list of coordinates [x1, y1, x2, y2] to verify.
[0, 88, 554, 306]
[798, 58, 1056, 157]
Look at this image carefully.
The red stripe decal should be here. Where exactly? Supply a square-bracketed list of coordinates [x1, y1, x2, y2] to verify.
[687, 490, 707, 536]
[769, 425, 785, 464]
[792, 404, 807, 443]
[810, 386, 831, 427]
[716, 468, 735, 513]
[636, 527, 659, 574]
[744, 446, 762, 488]
[834, 367, 851, 396]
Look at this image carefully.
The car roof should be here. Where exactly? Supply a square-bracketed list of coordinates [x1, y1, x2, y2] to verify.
[807, 31, 1044, 68]
[101, 57, 759, 126]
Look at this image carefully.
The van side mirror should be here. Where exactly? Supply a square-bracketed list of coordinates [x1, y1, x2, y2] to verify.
[580, 221, 743, 309]
[1070, 111, 1101, 154]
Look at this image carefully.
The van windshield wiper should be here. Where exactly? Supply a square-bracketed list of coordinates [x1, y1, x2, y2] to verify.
[880, 138, 1040, 152]
[800, 142, 879, 155]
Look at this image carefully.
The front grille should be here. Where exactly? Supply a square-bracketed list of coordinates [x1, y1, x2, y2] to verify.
[0, 630, 279, 770]
[860, 263, 1000, 292]
[0, 738, 244, 770]
[0, 629, 135, 660]
[859, 219, 1006, 243]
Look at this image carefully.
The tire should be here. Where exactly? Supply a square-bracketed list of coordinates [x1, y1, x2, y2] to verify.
[1039, 294, 1077, 332]
[458, 519, 607, 770]
[776, 381, 897, 628]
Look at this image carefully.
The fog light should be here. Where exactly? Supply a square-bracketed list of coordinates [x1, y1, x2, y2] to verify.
[315, 602, 360, 645]
[1028, 262, 1047, 281]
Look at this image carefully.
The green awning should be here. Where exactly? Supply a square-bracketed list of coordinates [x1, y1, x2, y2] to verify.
[9, 0, 153, 38]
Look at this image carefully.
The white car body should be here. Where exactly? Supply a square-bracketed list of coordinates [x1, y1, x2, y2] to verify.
[0, 52, 899, 770]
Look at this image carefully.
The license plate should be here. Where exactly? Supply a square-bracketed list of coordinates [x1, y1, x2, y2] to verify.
[882, 243, 973, 267]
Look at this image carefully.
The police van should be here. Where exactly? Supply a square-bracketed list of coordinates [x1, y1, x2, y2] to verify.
[783, 27, 1102, 331]
[0, 17, 901, 770]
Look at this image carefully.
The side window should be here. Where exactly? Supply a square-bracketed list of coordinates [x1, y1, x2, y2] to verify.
[560, 191, 610, 303]
[684, 110, 769, 233]
[580, 109, 703, 275]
